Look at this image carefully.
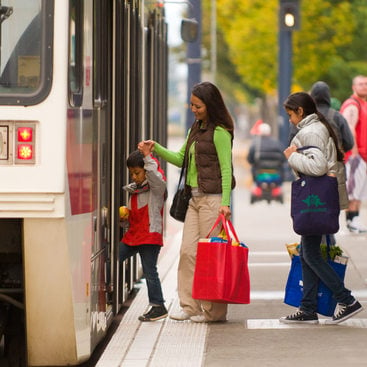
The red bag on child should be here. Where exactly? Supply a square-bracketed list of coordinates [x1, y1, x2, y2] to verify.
[192, 214, 250, 304]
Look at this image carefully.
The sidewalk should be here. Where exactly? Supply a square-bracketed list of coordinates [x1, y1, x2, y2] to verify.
[206, 134, 367, 367]
[96, 134, 367, 367]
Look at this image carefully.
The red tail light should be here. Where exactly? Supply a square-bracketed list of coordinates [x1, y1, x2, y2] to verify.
[15, 123, 36, 164]
[18, 127, 33, 142]
[17, 144, 33, 160]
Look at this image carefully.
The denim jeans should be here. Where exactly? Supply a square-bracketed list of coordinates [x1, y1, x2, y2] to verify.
[300, 235, 355, 314]
[119, 243, 165, 306]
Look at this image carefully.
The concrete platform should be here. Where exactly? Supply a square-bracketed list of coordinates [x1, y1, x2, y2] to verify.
[97, 135, 367, 367]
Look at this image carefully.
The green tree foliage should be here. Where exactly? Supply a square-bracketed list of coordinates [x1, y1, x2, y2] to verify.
[202, 0, 367, 103]
[292, 1, 354, 99]
[318, 1, 367, 101]
[200, 2, 260, 106]
[214, 0, 277, 98]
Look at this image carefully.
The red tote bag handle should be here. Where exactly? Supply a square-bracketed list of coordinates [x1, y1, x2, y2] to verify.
[206, 214, 240, 245]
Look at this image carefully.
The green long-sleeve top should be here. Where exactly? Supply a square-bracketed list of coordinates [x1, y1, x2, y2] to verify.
[154, 126, 233, 206]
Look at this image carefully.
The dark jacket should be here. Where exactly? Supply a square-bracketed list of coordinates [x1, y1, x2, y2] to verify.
[247, 135, 285, 169]
[310, 81, 354, 152]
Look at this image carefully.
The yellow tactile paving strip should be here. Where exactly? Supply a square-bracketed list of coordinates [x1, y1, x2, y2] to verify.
[96, 229, 207, 367]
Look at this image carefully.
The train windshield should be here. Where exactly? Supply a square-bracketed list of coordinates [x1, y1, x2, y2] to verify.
[0, 0, 53, 105]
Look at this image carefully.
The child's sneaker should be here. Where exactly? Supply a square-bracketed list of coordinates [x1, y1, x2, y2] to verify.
[325, 300, 363, 324]
[138, 305, 168, 321]
[279, 309, 319, 324]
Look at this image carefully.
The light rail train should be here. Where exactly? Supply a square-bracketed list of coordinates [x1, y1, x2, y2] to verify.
[0, 0, 182, 365]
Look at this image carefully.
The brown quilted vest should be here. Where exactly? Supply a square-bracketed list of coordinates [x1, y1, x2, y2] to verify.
[186, 121, 235, 194]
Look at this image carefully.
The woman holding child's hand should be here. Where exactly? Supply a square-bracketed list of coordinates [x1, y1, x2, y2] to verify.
[139, 82, 235, 323]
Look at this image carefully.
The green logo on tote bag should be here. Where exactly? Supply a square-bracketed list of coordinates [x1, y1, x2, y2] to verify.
[301, 194, 327, 213]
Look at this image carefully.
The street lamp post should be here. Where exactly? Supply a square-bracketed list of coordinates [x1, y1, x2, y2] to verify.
[278, 27, 292, 148]
[210, 0, 216, 84]
[278, 0, 300, 149]
[185, 0, 201, 132]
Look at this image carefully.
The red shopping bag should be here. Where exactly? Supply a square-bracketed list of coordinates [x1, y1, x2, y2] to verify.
[192, 214, 250, 304]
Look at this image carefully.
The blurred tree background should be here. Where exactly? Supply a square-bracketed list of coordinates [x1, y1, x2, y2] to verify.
[198, 0, 367, 122]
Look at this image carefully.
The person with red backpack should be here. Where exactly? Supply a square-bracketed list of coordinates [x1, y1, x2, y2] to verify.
[340, 75, 367, 233]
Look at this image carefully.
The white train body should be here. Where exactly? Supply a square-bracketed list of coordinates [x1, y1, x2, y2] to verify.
[0, 0, 168, 365]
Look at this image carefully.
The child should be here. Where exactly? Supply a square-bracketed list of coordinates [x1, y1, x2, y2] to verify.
[120, 148, 167, 321]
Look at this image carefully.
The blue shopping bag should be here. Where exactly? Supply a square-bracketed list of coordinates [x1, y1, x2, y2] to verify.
[284, 255, 347, 316]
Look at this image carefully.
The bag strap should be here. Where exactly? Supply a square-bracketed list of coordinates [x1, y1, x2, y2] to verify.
[350, 96, 361, 112]
[226, 218, 240, 243]
[296, 145, 320, 152]
[177, 164, 185, 185]
[178, 142, 190, 187]
[326, 234, 331, 261]
[206, 214, 240, 244]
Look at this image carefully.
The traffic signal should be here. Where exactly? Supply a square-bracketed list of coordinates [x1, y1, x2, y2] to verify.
[181, 18, 199, 43]
[280, 0, 300, 31]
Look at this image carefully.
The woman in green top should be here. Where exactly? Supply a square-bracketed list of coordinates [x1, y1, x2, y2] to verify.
[140, 81, 235, 322]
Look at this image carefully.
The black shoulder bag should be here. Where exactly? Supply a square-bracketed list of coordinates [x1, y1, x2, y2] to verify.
[169, 166, 191, 222]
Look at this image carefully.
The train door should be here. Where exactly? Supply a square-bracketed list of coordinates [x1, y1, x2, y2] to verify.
[91, 0, 113, 346]
[112, 0, 143, 311]
[112, 0, 126, 312]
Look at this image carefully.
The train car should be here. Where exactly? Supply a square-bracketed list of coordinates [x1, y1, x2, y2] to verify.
[0, 0, 169, 365]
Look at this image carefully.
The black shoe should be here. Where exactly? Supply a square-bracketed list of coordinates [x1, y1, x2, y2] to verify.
[279, 309, 318, 324]
[325, 300, 363, 324]
[138, 305, 168, 322]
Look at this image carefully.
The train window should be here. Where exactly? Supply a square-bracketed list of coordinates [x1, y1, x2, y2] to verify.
[68, 0, 83, 107]
[0, 0, 53, 106]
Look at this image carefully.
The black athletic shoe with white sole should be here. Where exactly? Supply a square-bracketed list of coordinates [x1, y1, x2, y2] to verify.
[279, 309, 319, 324]
[138, 305, 168, 321]
[325, 300, 363, 324]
